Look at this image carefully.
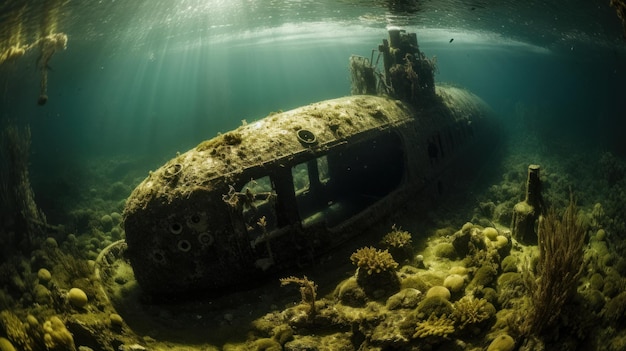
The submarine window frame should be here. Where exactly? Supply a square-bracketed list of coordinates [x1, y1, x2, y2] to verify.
[292, 156, 330, 194]
[292, 163, 310, 193]
[299, 131, 406, 228]
[317, 155, 330, 183]
[240, 176, 279, 239]
[292, 155, 332, 227]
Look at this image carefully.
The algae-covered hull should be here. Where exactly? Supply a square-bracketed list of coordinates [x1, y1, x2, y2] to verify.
[122, 85, 497, 296]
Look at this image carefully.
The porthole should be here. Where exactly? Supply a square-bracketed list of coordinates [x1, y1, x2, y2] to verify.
[152, 250, 166, 264]
[169, 222, 183, 235]
[297, 129, 317, 146]
[190, 214, 201, 224]
[177, 240, 192, 252]
[198, 232, 214, 247]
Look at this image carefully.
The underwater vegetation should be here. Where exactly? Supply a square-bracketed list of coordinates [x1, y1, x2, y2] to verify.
[2, 144, 626, 350]
[519, 197, 586, 338]
[2, 100, 626, 351]
[1, 76, 626, 349]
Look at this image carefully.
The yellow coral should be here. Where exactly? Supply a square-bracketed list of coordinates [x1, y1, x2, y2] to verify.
[413, 313, 455, 339]
[280, 276, 317, 318]
[43, 316, 76, 351]
[380, 225, 412, 248]
[350, 247, 398, 275]
[452, 295, 495, 330]
[0, 310, 33, 351]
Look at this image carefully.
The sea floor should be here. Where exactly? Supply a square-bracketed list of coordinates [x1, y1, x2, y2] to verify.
[1, 126, 626, 351]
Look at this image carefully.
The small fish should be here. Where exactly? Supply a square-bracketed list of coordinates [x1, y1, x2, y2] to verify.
[449, 38, 454, 43]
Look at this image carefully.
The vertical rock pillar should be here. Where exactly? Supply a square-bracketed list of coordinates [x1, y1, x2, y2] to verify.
[511, 164, 544, 244]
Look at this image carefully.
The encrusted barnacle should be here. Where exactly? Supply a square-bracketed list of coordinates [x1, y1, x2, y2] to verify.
[169, 222, 183, 235]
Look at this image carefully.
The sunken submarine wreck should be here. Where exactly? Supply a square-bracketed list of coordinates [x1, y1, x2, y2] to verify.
[122, 29, 500, 296]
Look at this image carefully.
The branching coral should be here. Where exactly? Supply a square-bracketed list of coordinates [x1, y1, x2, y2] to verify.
[280, 276, 318, 319]
[380, 225, 413, 263]
[452, 295, 495, 331]
[412, 313, 455, 340]
[0, 310, 35, 351]
[351, 247, 400, 298]
[350, 247, 398, 274]
[380, 225, 412, 249]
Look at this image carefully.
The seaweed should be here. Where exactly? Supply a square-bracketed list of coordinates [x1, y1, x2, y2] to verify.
[521, 196, 586, 337]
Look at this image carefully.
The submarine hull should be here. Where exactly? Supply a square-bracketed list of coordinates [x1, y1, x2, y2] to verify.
[122, 86, 498, 296]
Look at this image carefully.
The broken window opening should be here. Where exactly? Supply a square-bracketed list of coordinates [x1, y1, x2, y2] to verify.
[241, 176, 278, 240]
[299, 132, 405, 228]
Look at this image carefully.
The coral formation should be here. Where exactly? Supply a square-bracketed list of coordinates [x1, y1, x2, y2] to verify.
[279, 276, 317, 319]
[452, 295, 495, 332]
[415, 296, 453, 319]
[43, 316, 75, 351]
[483, 227, 499, 241]
[603, 291, 626, 322]
[412, 313, 455, 341]
[487, 334, 515, 351]
[67, 288, 88, 309]
[334, 277, 367, 307]
[443, 274, 465, 293]
[386, 288, 422, 310]
[0, 337, 16, 351]
[468, 265, 498, 290]
[350, 246, 400, 298]
[109, 313, 124, 328]
[0, 310, 35, 351]
[380, 225, 414, 263]
[350, 247, 399, 275]
[433, 242, 457, 259]
[426, 286, 451, 300]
